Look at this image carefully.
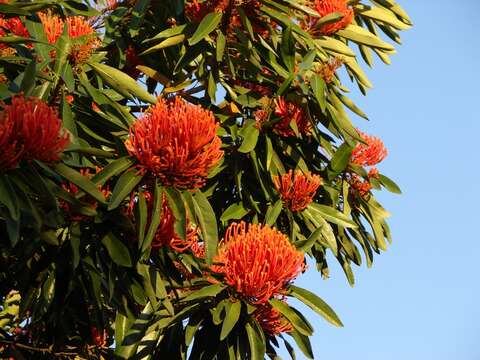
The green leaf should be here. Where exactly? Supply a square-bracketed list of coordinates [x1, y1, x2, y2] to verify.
[182, 283, 225, 302]
[54, 163, 106, 204]
[0, 175, 19, 221]
[246, 320, 266, 360]
[310, 74, 326, 112]
[337, 24, 395, 51]
[141, 182, 163, 252]
[216, 31, 226, 61]
[101, 232, 132, 267]
[220, 203, 249, 223]
[189, 12, 223, 45]
[288, 329, 314, 359]
[280, 26, 295, 71]
[238, 119, 260, 153]
[289, 285, 343, 327]
[220, 301, 241, 340]
[379, 174, 402, 194]
[329, 142, 354, 173]
[91, 156, 136, 186]
[108, 170, 143, 210]
[20, 60, 36, 97]
[141, 34, 186, 55]
[164, 187, 187, 240]
[88, 62, 156, 104]
[192, 191, 219, 264]
[269, 299, 313, 336]
[265, 199, 283, 226]
[308, 203, 357, 228]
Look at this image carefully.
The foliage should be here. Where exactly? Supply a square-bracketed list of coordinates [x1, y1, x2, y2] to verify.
[0, 0, 410, 358]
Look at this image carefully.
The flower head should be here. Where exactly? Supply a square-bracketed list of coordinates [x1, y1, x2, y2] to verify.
[125, 97, 223, 189]
[350, 130, 388, 167]
[0, 95, 70, 171]
[272, 97, 311, 137]
[253, 303, 292, 336]
[39, 12, 100, 63]
[274, 170, 322, 212]
[0, 15, 30, 55]
[305, 0, 354, 35]
[213, 222, 305, 304]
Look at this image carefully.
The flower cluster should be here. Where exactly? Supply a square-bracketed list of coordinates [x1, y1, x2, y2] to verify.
[316, 57, 344, 84]
[0, 15, 30, 56]
[213, 222, 305, 304]
[304, 0, 354, 35]
[348, 130, 388, 197]
[351, 130, 388, 167]
[0, 95, 70, 171]
[125, 97, 223, 189]
[253, 303, 293, 336]
[274, 170, 322, 212]
[39, 12, 100, 63]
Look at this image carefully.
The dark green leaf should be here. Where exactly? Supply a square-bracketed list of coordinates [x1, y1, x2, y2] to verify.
[108, 170, 143, 210]
[192, 191, 218, 264]
[220, 301, 241, 340]
[101, 232, 132, 267]
[54, 163, 107, 204]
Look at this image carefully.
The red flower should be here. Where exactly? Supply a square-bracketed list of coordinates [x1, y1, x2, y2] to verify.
[0, 15, 31, 55]
[272, 97, 312, 137]
[90, 326, 107, 347]
[350, 130, 388, 167]
[151, 193, 198, 252]
[125, 97, 223, 189]
[305, 0, 354, 35]
[0, 95, 70, 171]
[213, 222, 305, 304]
[253, 303, 292, 336]
[274, 170, 322, 212]
[39, 12, 100, 63]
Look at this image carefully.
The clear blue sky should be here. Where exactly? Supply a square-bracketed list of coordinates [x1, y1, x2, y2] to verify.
[282, 1, 480, 359]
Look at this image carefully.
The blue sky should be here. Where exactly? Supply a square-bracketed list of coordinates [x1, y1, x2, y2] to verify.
[282, 1, 480, 359]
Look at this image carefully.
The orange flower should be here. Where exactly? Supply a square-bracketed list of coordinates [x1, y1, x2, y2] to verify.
[0, 95, 70, 171]
[368, 167, 380, 179]
[39, 12, 100, 63]
[213, 222, 305, 304]
[305, 0, 354, 35]
[350, 130, 388, 166]
[274, 170, 322, 212]
[253, 303, 292, 336]
[272, 97, 312, 137]
[125, 97, 223, 189]
[349, 173, 372, 197]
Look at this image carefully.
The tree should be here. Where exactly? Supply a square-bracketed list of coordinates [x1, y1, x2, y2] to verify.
[0, 0, 410, 358]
